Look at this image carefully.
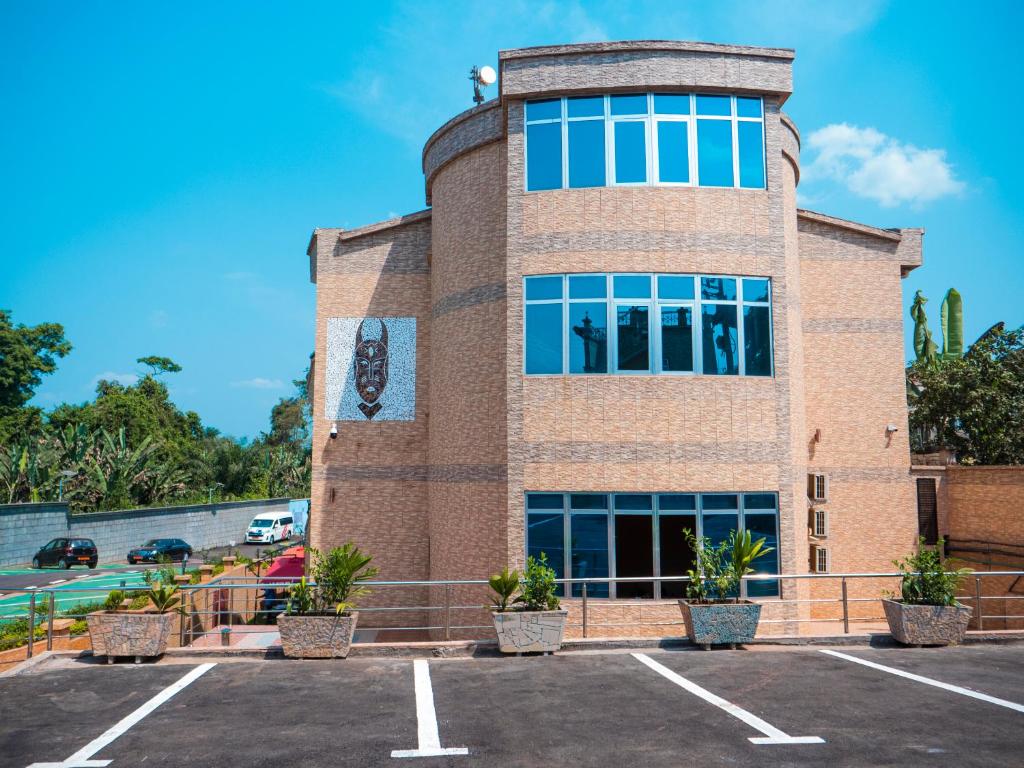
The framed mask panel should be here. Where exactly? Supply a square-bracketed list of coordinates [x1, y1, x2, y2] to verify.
[325, 317, 416, 421]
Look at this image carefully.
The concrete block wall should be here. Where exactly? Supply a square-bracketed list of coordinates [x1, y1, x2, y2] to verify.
[0, 498, 293, 566]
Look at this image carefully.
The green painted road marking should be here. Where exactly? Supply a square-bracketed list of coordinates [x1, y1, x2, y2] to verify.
[0, 570, 150, 619]
[0, 563, 144, 576]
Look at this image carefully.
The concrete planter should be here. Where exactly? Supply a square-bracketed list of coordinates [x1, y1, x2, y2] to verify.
[492, 610, 568, 653]
[86, 611, 176, 663]
[882, 599, 972, 646]
[277, 612, 358, 658]
[679, 601, 762, 649]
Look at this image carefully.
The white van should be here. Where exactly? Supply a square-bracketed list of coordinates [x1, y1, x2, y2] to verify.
[245, 512, 293, 544]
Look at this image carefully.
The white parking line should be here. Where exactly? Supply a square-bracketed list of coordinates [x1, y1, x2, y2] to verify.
[26, 663, 216, 768]
[632, 653, 824, 745]
[391, 659, 469, 758]
[49, 580, 67, 585]
[820, 650, 1024, 714]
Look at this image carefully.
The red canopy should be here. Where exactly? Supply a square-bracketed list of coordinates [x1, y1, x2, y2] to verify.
[260, 546, 305, 582]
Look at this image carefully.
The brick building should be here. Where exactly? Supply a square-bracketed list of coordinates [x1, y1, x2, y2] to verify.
[306, 41, 922, 624]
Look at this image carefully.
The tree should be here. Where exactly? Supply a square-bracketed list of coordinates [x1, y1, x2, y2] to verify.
[909, 326, 1024, 464]
[0, 310, 71, 443]
[136, 356, 182, 377]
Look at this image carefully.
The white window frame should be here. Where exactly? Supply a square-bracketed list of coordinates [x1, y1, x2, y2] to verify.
[524, 93, 765, 192]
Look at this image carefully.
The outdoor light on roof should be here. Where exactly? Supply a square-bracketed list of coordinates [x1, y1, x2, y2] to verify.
[469, 65, 496, 104]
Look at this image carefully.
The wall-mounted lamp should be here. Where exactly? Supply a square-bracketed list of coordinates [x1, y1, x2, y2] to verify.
[329, 422, 338, 440]
[469, 64, 496, 104]
[886, 424, 899, 435]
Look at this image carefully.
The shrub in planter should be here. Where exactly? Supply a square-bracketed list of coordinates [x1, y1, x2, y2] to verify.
[87, 583, 181, 663]
[678, 528, 773, 650]
[884, 537, 972, 646]
[489, 554, 568, 654]
[277, 543, 378, 659]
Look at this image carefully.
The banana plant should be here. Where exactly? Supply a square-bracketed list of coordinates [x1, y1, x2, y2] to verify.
[910, 290, 939, 367]
[940, 288, 963, 360]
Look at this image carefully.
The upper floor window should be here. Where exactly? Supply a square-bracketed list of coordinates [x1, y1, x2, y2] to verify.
[524, 273, 773, 377]
[524, 93, 765, 192]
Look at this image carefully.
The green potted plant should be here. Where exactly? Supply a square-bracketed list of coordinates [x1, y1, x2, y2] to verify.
[677, 528, 773, 650]
[87, 583, 181, 664]
[277, 543, 378, 658]
[489, 553, 568, 654]
[883, 537, 972, 646]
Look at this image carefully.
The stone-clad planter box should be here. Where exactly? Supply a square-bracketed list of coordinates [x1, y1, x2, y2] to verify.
[492, 610, 568, 653]
[87, 612, 176, 663]
[882, 599, 972, 646]
[277, 612, 358, 658]
[679, 601, 762, 650]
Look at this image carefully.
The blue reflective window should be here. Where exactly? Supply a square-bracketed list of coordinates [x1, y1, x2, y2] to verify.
[702, 304, 738, 375]
[569, 275, 607, 299]
[614, 121, 647, 183]
[659, 494, 697, 511]
[656, 121, 689, 183]
[701, 276, 736, 301]
[738, 120, 765, 189]
[527, 493, 564, 510]
[569, 302, 608, 374]
[661, 305, 693, 372]
[654, 94, 690, 115]
[568, 120, 606, 188]
[702, 494, 739, 511]
[743, 493, 776, 510]
[702, 513, 738, 546]
[526, 98, 561, 121]
[570, 493, 608, 510]
[613, 274, 652, 298]
[526, 122, 562, 191]
[571, 513, 609, 597]
[744, 305, 772, 376]
[696, 95, 731, 116]
[610, 94, 647, 115]
[737, 97, 762, 118]
[616, 305, 650, 372]
[525, 303, 563, 374]
[697, 119, 734, 187]
[527, 512, 565, 596]
[743, 513, 779, 597]
[567, 96, 604, 118]
[525, 275, 563, 300]
[614, 494, 653, 511]
[742, 278, 770, 303]
[657, 275, 694, 300]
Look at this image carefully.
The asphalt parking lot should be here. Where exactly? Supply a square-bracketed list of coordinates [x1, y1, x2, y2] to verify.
[2, 644, 1022, 768]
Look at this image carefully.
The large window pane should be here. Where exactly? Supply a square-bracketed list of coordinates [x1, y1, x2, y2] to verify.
[744, 305, 772, 376]
[702, 514, 738, 546]
[661, 305, 694, 372]
[571, 514, 609, 597]
[569, 274, 607, 299]
[526, 98, 561, 121]
[744, 513, 779, 597]
[656, 121, 689, 183]
[525, 275, 563, 300]
[617, 305, 650, 371]
[567, 96, 604, 118]
[702, 304, 738, 375]
[657, 275, 694, 300]
[527, 122, 562, 191]
[569, 301, 608, 373]
[738, 120, 765, 189]
[697, 119, 734, 187]
[736, 97, 762, 118]
[696, 95, 731, 116]
[654, 94, 690, 115]
[525, 303, 563, 374]
[527, 513, 565, 596]
[701, 276, 736, 301]
[569, 120, 606, 188]
[614, 274, 651, 298]
[610, 94, 647, 115]
[742, 278, 770, 303]
[614, 121, 647, 183]
[615, 513, 654, 598]
[659, 513, 697, 599]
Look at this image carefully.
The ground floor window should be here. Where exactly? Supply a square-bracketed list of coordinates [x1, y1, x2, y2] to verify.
[525, 492, 780, 599]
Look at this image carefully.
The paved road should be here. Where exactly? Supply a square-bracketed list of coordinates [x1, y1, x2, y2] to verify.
[2, 644, 1022, 767]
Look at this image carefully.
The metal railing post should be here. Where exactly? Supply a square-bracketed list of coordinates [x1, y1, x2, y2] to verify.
[443, 584, 452, 641]
[841, 577, 849, 634]
[46, 592, 56, 651]
[27, 592, 36, 659]
[581, 582, 588, 639]
[975, 576, 984, 631]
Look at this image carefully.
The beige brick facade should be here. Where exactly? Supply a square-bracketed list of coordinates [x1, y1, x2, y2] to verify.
[307, 41, 923, 635]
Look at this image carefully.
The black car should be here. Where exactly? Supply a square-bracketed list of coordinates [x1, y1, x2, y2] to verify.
[127, 538, 193, 564]
[32, 538, 98, 569]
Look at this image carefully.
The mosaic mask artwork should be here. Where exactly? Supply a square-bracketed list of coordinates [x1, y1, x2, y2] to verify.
[325, 317, 416, 421]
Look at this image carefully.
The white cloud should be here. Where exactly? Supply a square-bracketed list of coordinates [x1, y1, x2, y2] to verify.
[231, 378, 285, 390]
[93, 371, 139, 386]
[803, 123, 964, 208]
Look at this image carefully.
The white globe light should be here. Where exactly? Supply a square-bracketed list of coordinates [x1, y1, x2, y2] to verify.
[478, 65, 497, 86]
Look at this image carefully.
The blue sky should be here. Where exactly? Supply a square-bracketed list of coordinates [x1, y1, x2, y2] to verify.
[2, 1, 1022, 439]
